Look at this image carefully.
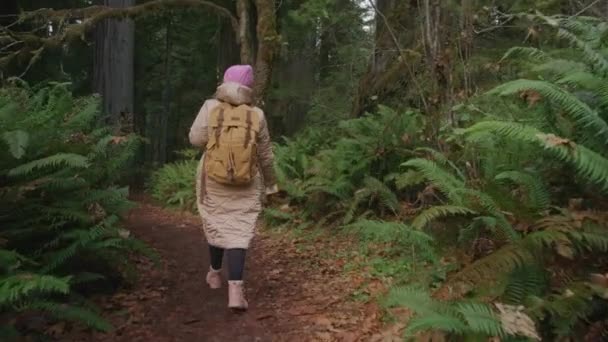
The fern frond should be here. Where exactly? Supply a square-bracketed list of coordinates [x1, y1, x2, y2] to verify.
[411, 205, 476, 230]
[556, 71, 603, 89]
[464, 121, 608, 192]
[488, 79, 608, 141]
[1, 130, 29, 159]
[452, 243, 534, 286]
[406, 312, 468, 336]
[557, 28, 608, 75]
[64, 96, 100, 131]
[455, 302, 504, 336]
[0, 274, 71, 305]
[8, 153, 89, 177]
[385, 286, 439, 315]
[532, 59, 587, 78]
[500, 47, 549, 63]
[394, 170, 426, 190]
[502, 265, 547, 305]
[30, 301, 112, 332]
[415, 147, 466, 181]
[344, 220, 436, 260]
[402, 158, 464, 202]
[495, 170, 551, 210]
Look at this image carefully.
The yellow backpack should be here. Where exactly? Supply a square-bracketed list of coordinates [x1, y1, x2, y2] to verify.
[205, 102, 260, 185]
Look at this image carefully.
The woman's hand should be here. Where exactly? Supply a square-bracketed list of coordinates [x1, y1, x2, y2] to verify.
[265, 184, 279, 196]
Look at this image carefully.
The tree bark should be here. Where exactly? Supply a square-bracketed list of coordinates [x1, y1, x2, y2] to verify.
[251, 0, 278, 103]
[236, 0, 255, 65]
[93, 0, 135, 129]
[157, 19, 173, 164]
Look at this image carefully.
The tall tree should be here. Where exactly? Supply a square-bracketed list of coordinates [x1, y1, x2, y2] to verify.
[93, 0, 135, 128]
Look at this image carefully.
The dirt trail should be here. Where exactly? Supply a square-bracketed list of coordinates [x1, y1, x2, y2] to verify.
[69, 200, 388, 342]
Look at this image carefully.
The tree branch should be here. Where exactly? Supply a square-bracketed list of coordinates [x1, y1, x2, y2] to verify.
[22, 0, 238, 32]
[0, 0, 239, 74]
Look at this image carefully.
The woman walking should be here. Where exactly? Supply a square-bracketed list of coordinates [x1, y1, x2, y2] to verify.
[189, 65, 277, 310]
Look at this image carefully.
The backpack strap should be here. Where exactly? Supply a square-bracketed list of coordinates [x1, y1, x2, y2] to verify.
[244, 110, 253, 148]
[215, 106, 225, 148]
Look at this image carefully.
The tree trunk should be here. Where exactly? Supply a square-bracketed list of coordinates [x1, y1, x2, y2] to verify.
[351, 0, 407, 118]
[93, 0, 135, 129]
[251, 0, 278, 103]
[158, 20, 172, 164]
[237, 0, 255, 65]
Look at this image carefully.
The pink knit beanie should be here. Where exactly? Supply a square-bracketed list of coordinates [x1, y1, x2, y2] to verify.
[223, 65, 254, 88]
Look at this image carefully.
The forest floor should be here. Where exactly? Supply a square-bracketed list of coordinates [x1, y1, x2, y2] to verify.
[66, 197, 404, 342]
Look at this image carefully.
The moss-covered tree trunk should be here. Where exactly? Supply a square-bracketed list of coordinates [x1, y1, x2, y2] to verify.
[237, 0, 255, 65]
[252, 0, 278, 103]
[93, 0, 135, 128]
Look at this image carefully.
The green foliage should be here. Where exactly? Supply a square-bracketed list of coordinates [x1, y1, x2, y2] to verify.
[386, 286, 506, 338]
[148, 157, 198, 212]
[275, 105, 424, 221]
[271, 14, 608, 341]
[0, 83, 150, 336]
[463, 121, 608, 193]
[344, 219, 436, 262]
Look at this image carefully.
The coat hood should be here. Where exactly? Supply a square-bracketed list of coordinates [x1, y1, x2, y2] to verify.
[215, 82, 253, 106]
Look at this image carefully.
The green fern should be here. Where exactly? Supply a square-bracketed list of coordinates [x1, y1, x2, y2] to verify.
[455, 302, 504, 337]
[8, 153, 90, 177]
[495, 170, 551, 210]
[500, 47, 549, 63]
[386, 286, 506, 338]
[502, 265, 547, 305]
[488, 79, 608, 141]
[2, 130, 29, 159]
[29, 301, 112, 332]
[411, 205, 477, 230]
[344, 220, 436, 261]
[394, 170, 426, 190]
[0, 274, 71, 305]
[556, 28, 608, 75]
[463, 121, 608, 192]
[344, 177, 399, 224]
[401, 158, 464, 201]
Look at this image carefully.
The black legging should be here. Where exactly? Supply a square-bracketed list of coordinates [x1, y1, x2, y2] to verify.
[209, 245, 246, 281]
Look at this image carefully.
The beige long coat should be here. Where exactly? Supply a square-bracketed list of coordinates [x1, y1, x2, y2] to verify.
[189, 82, 276, 249]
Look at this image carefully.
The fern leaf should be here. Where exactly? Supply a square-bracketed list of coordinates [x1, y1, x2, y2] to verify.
[2, 130, 29, 159]
[415, 147, 466, 181]
[452, 243, 534, 286]
[385, 286, 439, 315]
[406, 313, 468, 336]
[495, 171, 551, 210]
[344, 220, 435, 261]
[557, 28, 608, 75]
[0, 274, 71, 305]
[503, 265, 547, 304]
[455, 302, 504, 336]
[500, 47, 549, 63]
[488, 79, 608, 141]
[394, 170, 426, 190]
[411, 205, 477, 230]
[402, 158, 465, 203]
[30, 301, 112, 332]
[8, 153, 89, 177]
[464, 121, 608, 193]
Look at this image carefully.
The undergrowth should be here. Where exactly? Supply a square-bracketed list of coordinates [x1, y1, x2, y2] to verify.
[149, 13, 608, 342]
[0, 82, 153, 337]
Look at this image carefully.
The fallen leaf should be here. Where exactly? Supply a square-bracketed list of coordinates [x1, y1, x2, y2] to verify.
[537, 133, 576, 149]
